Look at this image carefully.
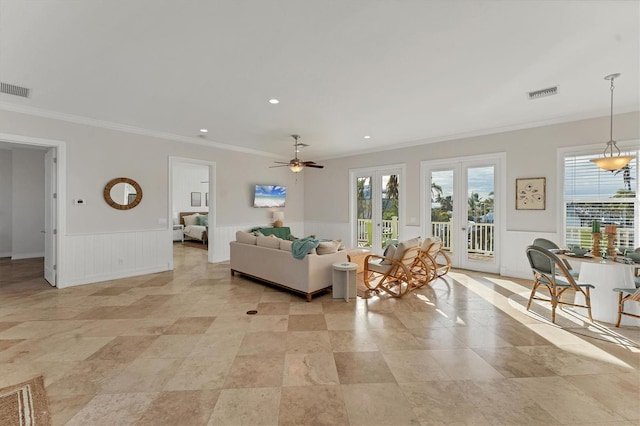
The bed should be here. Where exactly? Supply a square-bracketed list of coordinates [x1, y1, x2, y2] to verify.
[179, 212, 209, 244]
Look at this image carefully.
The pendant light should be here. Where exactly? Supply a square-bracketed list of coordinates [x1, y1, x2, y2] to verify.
[590, 73, 634, 171]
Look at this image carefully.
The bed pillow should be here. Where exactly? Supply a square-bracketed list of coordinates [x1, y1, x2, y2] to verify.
[236, 231, 257, 245]
[197, 215, 209, 226]
[183, 213, 200, 227]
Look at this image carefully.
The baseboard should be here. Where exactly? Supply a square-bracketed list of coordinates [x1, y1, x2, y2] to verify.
[11, 252, 45, 260]
[59, 264, 170, 288]
[0, 252, 11, 258]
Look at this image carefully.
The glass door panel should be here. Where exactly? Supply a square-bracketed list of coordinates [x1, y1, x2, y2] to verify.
[430, 170, 454, 259]
[465, 166, 495, 264]
[353, 167, 403, 254]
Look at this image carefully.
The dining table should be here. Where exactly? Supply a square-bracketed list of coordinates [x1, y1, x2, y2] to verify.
[561, 253, 639, 326]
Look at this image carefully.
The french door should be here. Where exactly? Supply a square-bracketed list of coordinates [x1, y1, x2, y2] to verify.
[423, 154, 503, 273]
[351, 166, 404, 254]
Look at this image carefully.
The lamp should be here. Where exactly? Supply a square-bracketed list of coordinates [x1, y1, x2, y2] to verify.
[273, 211, 284, 228]
[590, 73, 635, 171]
[289, 160, 303, 173]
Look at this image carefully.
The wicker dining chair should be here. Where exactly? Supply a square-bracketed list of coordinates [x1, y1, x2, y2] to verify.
[525, 245, 594, 323]
[532, 238, 580, 279]
[612, 286, 640, 327]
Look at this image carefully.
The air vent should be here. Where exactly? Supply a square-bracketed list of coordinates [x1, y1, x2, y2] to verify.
[528, 86, 558, 100]
[0, 82, 30, 98]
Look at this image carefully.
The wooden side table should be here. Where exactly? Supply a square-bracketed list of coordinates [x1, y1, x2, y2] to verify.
[332, 262, 358, 302]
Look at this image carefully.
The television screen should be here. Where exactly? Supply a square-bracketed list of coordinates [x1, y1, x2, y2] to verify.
[253, 185, 286, 208]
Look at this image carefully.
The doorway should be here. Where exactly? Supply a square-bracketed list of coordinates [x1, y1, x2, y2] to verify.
[169, 157, 216, 265]
[350, 165, 404, 254]
[422, 154, 504, 273]
[0, 133, 65, 287]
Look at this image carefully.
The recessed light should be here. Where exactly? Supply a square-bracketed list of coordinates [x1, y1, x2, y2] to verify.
[268, 99, 280, 104]
[364, 135, 371, 139]
[200, 129, 208, 133]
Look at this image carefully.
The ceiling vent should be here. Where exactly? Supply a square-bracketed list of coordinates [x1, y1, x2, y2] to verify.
[0, 82, 30, 98]
[528, 86, 558, 100]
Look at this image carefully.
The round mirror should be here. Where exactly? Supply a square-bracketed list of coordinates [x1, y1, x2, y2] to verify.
[104, 177, 143, 210]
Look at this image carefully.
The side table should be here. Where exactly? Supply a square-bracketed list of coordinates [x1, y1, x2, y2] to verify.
[172, 224, 184, 243]
[332, 262, 358, 302]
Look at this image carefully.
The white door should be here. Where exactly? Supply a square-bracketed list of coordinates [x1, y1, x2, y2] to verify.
[425, 155, 502, 273]
[351, 166, 403, 254]
[44, 148, 57, 286]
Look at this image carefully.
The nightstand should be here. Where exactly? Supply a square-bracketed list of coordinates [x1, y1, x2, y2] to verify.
[172, 224, 184, 243]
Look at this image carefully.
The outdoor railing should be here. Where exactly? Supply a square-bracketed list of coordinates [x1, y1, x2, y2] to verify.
[357, 221, 635, 254]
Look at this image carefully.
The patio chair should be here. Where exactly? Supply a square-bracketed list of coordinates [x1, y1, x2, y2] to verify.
[411, 236, 451, 283]
[363, 237, 425, 297]
[532, 238, 579, 279]
[525, 245, 594, 323]
[613, 286, 640, 327]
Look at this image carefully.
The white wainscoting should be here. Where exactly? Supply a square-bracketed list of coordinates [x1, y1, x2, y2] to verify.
[60, 229, 172, 288]
[208, 221, 306, 263]
[501, 230, 560, 279]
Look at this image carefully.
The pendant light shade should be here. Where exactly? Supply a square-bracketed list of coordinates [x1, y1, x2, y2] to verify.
[590, 73, 634, 171]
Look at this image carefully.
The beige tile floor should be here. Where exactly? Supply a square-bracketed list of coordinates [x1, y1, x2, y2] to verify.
[1, 245, 639, 425]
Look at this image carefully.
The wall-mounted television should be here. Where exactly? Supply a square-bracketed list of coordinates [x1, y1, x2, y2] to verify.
[253, 185, 286, 208]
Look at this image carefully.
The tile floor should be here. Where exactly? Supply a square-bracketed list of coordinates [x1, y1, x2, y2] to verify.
[0, 245, 639, 425]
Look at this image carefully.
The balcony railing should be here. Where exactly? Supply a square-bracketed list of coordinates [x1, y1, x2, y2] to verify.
[356, 220, 635, 255]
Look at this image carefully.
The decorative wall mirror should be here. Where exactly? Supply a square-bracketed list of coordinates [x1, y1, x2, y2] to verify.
[104, 177, 143, 210]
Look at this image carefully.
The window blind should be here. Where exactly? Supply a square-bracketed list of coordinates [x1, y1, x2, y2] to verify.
[564, 150, 638, 250]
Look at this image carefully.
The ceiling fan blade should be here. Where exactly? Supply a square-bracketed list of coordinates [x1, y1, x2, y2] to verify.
[302, 161, 316, 165]
[273, 161, 290, 165]
[305, 164, 324, 169]
[269, 164, 289, 168]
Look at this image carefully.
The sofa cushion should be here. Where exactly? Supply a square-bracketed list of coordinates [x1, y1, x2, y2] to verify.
[280, 240, 293, 252]
[257, 235, 281, 249]
[317, 240, 341, 255]
[394, 237, 421, 260]
[236, 231, 257, 245]
[381, 244, 396, 265]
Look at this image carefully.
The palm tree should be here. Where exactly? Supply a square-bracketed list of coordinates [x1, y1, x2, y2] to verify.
[614, 165, 634, 192]
[356, 177, 371, 219]
[382, 174, 399, 219]
[431, 182, 443, 203]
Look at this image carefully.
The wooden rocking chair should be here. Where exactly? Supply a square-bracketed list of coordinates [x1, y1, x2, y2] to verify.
[363, 238, 426, 297]
[412, 236, 451, 283]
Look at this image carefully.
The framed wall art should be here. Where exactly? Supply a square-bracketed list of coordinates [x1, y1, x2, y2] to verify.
[516, 177, 545, 210]
[191, 192, 202, 207]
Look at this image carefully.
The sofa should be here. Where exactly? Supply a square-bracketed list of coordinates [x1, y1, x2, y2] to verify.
[230, 231, 348, 301]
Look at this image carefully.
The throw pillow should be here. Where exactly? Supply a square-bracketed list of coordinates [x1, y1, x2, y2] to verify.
[381, 244, 396, 265]
[288, 234, 298, 241]
[257, 235, 281, 249]
[317, 240, 340, 255]
[183, 213, 200, 227]
[236, 231, 257, 245]
[197, 215, 208, 226]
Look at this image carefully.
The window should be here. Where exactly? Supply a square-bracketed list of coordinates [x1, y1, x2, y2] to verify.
[564, 149, 638, 252]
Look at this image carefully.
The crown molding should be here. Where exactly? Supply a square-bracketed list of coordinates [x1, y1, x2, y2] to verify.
[0, 102, 282, 159]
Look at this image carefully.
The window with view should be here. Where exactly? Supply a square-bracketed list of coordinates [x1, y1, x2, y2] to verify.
[564, 149, 638, 253]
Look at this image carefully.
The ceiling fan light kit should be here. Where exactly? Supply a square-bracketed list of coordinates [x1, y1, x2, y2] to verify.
[270, 134, 325, 173]
[590, 73, 635, 172]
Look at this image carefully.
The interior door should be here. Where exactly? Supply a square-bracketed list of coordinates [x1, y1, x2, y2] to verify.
[44, 148, 56, 286]
[352, 167, 402, 254]
[426, 156, 500, 273]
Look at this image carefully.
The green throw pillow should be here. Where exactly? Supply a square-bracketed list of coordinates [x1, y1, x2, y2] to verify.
[197, 215, 208, 226]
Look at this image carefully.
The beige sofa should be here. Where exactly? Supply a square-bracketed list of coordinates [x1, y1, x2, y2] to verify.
[230, 231, 348, 301]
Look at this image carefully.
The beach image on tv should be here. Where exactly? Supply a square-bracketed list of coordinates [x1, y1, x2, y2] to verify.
[254, 185, 286, 208]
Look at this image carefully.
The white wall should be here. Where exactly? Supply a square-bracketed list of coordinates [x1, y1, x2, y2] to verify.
[11, 148, 46, 259]
[0, 149, 11, 257]
[304, 112, 640, 279]
[0, 109, 306, 287]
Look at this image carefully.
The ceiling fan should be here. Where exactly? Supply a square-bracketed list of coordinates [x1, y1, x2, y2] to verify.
[270, 134, 325, 173]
